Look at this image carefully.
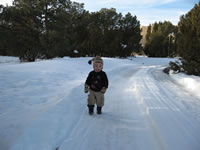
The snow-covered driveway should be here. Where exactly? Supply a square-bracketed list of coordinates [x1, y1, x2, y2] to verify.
[0, 57, 200, 150]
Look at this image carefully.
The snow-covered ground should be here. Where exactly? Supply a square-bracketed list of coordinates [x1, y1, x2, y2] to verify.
[0, 56, 200, 150]
[0, 56, 20, 64]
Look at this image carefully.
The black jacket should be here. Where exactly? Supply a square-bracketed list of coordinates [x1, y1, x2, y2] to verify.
[85, 70, 108, 92]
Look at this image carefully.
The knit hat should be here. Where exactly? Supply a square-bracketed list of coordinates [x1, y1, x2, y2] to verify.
[93, 56, 103, 64]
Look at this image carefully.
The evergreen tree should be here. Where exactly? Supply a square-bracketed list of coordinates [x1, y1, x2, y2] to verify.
[119, 13, 142, 57]
[177, 2, 200, 75]
[144, 21, 177, 57]
[146, 24, 152, 42]
[0, 0, 142, 60]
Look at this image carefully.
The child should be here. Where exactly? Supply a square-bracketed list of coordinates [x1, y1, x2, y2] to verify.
[85, 56, 108, 115]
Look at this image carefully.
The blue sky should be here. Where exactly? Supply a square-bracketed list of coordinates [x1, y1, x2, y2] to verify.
[0, 0, 199, 25]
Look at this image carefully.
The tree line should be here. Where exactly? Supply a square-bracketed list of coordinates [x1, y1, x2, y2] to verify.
[144, 21, 178, 58]
[1, 0, 200, 75]
[0, 0, 142, 61]
[144, 2, 200, 76]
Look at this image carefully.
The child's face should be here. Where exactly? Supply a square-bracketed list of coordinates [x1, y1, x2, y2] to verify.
[94, 63, 103, 72]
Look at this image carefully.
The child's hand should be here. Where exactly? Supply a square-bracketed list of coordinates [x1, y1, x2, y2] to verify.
[101, 87, 107, 94]
[85, 84, 89, 93]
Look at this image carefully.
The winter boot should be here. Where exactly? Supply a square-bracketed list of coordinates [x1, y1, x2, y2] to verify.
[88, 105, 94, 115]
[97, 106, 102, 114]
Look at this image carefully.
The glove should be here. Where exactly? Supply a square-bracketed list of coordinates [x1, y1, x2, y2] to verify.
[85, 84, 89, 93]
[101, 87, 107, 94]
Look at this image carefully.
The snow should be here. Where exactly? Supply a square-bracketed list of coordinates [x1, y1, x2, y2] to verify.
[0, 56, 20, 64]
[0, 56, 200, 150]
[170, 73, 200, 98]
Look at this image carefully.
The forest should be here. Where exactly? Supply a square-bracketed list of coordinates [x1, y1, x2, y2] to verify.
[0, 0, 200, 75]
[144, 2, 200, 76]
[0, 0, 142, 61]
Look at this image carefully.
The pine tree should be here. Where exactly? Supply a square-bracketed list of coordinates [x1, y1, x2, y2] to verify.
[144, 21, 177, 57]
[177, 2, 200, 75]
[0, 0, 142, 59]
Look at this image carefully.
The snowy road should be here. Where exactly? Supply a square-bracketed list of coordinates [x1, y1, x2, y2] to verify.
[58, 65, 200, 150]
[0, 57, 200, 150]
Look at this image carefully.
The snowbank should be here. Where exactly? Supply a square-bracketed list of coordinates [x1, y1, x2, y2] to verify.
[170, 73, 200, 98]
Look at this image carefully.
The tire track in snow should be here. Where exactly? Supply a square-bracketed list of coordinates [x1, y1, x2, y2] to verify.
[58, 65, 141, 150]
[132, 68, 169, 150]
[147, 67, 200, 131]
[147, 68, 200, 149]
[134, 66, 200, 150]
